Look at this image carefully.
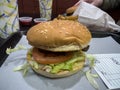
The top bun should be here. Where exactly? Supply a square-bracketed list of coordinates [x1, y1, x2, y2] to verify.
[27, 19, 91, 52]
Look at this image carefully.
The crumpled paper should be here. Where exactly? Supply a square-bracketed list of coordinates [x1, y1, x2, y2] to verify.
[73, 2, 120, 32]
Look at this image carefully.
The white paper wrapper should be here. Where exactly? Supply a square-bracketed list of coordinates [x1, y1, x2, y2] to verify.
[73, 2, 120, 32]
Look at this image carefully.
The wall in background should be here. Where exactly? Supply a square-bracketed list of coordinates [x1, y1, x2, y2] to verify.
[18, 0, 40, 18]
[18, 0, 79, 19]
[18, 0, 120, 29]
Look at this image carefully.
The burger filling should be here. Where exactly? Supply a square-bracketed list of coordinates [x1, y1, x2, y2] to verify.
[27, 48, 85, 74]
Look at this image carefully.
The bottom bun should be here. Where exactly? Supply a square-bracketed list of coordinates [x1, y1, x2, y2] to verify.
[30, 61, 84, 78]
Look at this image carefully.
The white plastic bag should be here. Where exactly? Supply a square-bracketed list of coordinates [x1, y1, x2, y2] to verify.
[73, 2, 120, 32]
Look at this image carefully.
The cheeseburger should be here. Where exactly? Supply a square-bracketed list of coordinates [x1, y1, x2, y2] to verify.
[26, 19, 91, 78]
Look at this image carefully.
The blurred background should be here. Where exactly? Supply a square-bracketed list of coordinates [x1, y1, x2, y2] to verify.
[0, 0, 120, 38]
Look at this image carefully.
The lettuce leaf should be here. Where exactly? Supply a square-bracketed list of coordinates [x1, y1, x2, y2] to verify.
[51, 63, 65, 74]
[50, 52, 85, 74]
[66, 57, 84, 65]
[6, 45, 27, 54]
[85, 54, 99, 89]
[86, 70, 99, 89]
[14, 62, 30, 76]
[86, 54, 95, 68]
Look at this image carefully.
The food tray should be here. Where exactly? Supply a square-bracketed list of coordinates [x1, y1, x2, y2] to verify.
[0, 31, 23, 66]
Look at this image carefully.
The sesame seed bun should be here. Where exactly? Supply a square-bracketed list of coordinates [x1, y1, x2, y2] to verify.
[27, 19, 91, 52]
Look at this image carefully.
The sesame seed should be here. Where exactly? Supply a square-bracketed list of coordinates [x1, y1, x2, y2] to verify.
[45, 36, 47, 39]
[44, 29, 48, 32]
[40, 30, 44, 34]
[65, 32, 69, 35]
[61, 27, 65, 30]
[59, 31, 62, 33]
